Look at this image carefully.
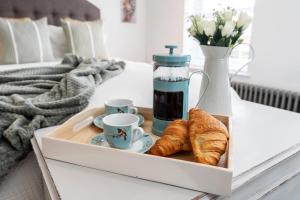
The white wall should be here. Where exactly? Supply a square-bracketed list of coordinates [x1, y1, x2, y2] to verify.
[144, 0, 300, 92]
[88, 0, 146, 62]
[88, 0, 300, 92]
[88, 0, 185, 63]
[234, 0, 300, 92]
[145, 0, 185, 62]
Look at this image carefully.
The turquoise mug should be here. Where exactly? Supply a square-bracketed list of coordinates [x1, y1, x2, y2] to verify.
[105, 99, 138, 115]
[102, 113, 144, 149]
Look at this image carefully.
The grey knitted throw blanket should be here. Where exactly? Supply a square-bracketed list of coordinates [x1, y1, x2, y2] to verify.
[0, 55, 125, 178]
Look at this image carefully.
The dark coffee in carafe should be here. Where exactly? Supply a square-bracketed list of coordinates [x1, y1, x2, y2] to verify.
[153, 90, 184, 121]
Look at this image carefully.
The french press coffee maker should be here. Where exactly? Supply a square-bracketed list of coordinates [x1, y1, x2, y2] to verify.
[152, 45, 191, 136]
[152, 45, 209, 136]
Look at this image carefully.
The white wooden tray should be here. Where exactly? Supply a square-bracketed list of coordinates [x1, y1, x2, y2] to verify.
[42, 107, 233, 196]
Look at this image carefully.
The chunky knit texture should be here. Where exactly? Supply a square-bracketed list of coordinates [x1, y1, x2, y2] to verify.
[0, 55, 125, 178]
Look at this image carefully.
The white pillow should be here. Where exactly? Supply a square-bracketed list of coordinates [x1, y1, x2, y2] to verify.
[61, 18, 108, 59]
[48, 25, 68, 59]
[0, 17, 54, 64]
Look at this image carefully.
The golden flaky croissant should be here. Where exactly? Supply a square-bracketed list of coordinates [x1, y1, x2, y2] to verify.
[189, 108, 229, 166]
[149, 120, 190, 156]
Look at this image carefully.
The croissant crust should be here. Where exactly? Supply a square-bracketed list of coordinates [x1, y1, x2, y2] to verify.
[189, 108, 229, 166]
[149, 120, 189, 156]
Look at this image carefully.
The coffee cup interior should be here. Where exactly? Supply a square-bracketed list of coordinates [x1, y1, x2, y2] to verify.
[105, 99, 133, 107]
[103, 113, 139, 126]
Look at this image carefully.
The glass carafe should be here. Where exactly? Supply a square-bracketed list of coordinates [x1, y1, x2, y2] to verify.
[152, 45, 191, 136]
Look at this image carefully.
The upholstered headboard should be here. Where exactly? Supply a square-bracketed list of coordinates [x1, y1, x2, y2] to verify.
[0, 0, 100, 25]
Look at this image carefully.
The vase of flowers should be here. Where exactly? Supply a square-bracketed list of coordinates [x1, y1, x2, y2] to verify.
[188, 7, 252, 116]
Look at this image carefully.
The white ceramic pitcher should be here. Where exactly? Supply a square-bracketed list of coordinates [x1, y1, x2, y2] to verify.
[197, 44, 254, 116]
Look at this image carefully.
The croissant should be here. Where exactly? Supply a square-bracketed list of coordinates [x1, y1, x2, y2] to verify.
[149, 120, 190, 156]
[189, 108, 229, 166]
[182, 132, 192, 152]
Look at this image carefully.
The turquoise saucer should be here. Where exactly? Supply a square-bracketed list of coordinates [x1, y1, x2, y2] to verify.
[93, 114, 145, 129]
[90, 133, 154, 153]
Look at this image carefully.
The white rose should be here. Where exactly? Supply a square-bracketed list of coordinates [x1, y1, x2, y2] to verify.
[237, 12, 252, 30]
[192, 15, 204, 34]
[221, 21, 236, 37]
[189, 15, 204, 35]
[204, 20, 216, 36]
[223, 10, 233, 21]
[196, 20, 204, 34]
[188, 26, 197, 36]
[231, 30, 238, 37]
[193, 15, 203, 22]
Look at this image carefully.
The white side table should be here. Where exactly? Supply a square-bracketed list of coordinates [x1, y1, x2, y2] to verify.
[31, 97, 300, 200]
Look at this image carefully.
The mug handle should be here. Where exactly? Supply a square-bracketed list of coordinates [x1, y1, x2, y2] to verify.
[133, 127, 144, 142]
[228, 43, 255, 81]
[189, 70, 210, 107]
[129, 106, 138, 114]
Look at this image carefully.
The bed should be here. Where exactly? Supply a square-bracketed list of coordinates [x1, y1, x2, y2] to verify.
[0, 1, 240, 200]
[0, 0, 101, 199]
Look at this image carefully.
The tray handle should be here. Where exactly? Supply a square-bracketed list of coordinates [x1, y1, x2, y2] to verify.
[49, 107, 105, 139]
[73, 116, 95, 133]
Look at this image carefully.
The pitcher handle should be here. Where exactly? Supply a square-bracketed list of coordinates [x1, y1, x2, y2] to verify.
[228, 43, 255, 81]
[189, 70, 210, 107]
